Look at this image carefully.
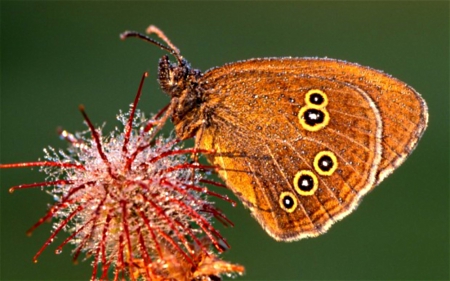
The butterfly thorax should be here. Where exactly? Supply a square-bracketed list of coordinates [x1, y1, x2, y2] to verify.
[158, 55, 207, 140]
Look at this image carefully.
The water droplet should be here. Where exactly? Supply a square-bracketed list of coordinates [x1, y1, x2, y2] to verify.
[55, 248, 62, 255]
[9, 188, 15, 194]
[231, 201, 237, 207]
[33, 258, 38, 264]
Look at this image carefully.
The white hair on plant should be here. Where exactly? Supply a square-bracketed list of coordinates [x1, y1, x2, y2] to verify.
[1, 73, 240, 281]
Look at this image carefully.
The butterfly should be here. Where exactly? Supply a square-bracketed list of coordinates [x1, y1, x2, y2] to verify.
[121, 25, 428, 241]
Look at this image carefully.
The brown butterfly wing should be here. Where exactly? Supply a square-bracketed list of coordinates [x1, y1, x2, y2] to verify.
[196, 58, 427, 241]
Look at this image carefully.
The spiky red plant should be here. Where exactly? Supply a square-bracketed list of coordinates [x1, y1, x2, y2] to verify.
[0, 72, 243, 280]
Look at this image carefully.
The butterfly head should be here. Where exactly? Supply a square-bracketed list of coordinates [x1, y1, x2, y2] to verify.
[157, 55, 202, 98]
[158, 54, 205, 140]
[120, 27, 205, 139]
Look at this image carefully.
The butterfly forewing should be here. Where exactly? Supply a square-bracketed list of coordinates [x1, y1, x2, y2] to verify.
[195, 57, 426, 240]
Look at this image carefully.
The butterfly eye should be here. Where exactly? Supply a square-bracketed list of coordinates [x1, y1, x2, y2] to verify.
[304, 109, 325, 125]
[298, 107, 330, 131]
[305, 89, 328, 108]
[313, 151, 338, 176]
[309, 93, 324, 105]
[293, 170, 319, 196]
[279, 192, 298, 213]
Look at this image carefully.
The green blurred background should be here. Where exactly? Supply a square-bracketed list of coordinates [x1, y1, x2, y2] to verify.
[1, 2, 448, 280]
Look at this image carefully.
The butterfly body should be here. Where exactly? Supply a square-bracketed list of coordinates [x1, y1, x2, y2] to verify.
[130, 27, 428, 241]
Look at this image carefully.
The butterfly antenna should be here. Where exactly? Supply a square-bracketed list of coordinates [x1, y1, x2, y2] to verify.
[146, 25, 181, 58]
[120, 26, 183, 65]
